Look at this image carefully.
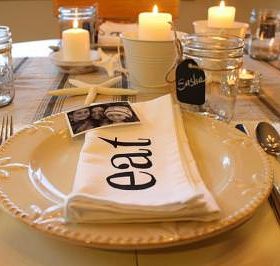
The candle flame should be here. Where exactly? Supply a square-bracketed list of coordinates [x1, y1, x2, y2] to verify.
[241, 69, 247, 75]
[153, 5, 159, 13]
[227, 75, 235, 85]
[269, 38, 275, 47]
[220, 1, 225, 8]
[73, 19, 78, 29]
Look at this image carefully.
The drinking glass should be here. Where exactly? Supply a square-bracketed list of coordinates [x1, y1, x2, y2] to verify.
[180, 34, 244, 122]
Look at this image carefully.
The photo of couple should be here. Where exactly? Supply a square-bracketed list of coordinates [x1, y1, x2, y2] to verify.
[66, 102, 140, 136]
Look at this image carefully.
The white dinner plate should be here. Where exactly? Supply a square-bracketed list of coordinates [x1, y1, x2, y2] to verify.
[0, 112, 272, 250]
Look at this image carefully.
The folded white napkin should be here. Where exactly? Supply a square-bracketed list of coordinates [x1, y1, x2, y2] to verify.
[98, 21, 138, 47]
[65, 94, 221, 223]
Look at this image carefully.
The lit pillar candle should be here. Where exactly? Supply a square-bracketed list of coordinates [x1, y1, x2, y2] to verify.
[62, 19, 90, 61]
[208, 1, 236, 28]
[138, 5, 172, 41]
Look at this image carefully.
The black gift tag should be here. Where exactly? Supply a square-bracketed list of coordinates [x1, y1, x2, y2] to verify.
[176, 59, 205, 105]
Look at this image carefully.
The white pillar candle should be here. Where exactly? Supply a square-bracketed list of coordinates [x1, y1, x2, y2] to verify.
[138, 5, 172, 41]
[62, 20, 90, 61]
[208, 1, 236, 28]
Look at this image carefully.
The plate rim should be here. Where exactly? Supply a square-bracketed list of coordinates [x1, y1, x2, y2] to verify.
[0, 113, 273, 250]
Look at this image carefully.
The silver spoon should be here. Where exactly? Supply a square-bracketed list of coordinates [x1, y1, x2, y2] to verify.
[256, 122, 280, 224]
[256, 122, 280, 156]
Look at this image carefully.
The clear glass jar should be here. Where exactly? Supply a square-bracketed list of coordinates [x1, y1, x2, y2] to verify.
[58, 6, 97, 44]
[0, 26, 14, 107]
[180, 34, 244, 122]
[249, 9, 280, 61]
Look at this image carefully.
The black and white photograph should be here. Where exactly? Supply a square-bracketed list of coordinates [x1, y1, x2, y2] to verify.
[66, 102, 140, 136]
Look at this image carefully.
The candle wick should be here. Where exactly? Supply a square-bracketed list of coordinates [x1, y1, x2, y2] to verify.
[220, 0, 225, 8]
[152, 5, 159, 14]
[73, 19, 79, 29]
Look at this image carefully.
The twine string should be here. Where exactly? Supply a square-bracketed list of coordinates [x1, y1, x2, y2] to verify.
[165, 22, 184, 84]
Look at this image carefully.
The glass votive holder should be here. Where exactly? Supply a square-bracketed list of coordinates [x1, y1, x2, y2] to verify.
[58, 6, 97, 45]
[0, 26, 14, 107]
[249, 8, 280, 61]
[238, 69, 261, 95]
[249, 38, 280, 61]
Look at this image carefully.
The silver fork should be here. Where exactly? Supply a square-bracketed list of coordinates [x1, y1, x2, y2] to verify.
[0, 115, 13, 145]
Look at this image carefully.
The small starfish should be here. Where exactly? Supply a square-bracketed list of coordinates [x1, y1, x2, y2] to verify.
[92, 48, 124, 77]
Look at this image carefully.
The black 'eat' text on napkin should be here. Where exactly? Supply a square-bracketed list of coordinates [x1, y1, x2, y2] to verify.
[176, 59, 205, 105]
[99, 137, 156, 191]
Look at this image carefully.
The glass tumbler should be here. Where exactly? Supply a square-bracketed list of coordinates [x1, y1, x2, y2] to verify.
[58, 6, 97, 45]
[249, 9, 280, 61]
[180, 34, 244, 122]
[0, 26, 14, 107]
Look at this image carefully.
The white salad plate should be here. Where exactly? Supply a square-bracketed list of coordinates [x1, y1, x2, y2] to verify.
[0, 112, 272, 250]
[49, 50, 100, 74]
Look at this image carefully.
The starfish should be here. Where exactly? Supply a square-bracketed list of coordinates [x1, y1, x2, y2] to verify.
[47, 76, 138, 105]
[92, 48, 124, 77]
[69, 76, 121, 88]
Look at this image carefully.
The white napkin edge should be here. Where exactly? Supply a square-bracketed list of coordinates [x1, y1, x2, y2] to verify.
[174, 105, 221, 214]
[65, 194, 220, 223]
[66, 200, 221, 223]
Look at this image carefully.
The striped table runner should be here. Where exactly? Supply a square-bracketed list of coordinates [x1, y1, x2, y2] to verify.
[5, 55, 280, 133]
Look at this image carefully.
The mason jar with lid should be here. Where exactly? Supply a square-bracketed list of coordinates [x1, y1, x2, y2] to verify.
[58, 6, 97, 45]
[0, 26, 14, 107]
[177, 34, 244, 122]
